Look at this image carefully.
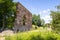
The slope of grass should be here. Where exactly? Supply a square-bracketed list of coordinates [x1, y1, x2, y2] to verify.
[5, 29, 60, 40]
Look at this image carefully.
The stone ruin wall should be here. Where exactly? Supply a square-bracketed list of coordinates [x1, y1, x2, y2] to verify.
[14, 3, 32, 32]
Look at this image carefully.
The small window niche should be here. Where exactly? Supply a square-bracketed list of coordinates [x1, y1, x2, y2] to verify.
[22, 15, 26, 25]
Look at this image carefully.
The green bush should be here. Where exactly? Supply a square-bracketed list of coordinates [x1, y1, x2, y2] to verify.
[5, 30, 60, 40]
[30, 34, 44, 40]
[46, 34, 57, 40]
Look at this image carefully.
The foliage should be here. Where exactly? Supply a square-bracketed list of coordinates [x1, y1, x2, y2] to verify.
[56, 5, 60, 10]
[32, 14, 42, 27]
[41, 19, 45, 27]
[5, 30, 60, 40]
[50, 5, 60, 33]
[0, 0, 16, 30]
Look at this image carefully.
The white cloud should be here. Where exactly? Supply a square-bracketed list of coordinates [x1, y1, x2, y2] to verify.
[44, 16, 51, 20]
[43, 10, 47, 13]
[41, 15, 52, 23]
[47, 9, 50, 11]
[39, 9, 51, 23]
[39, 9, 50, 14]
[39, 12, 42, 14]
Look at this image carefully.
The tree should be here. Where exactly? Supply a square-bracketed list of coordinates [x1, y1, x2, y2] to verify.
[56, 5, 60, 10]
[41, 19, 45, 27]
[32, 14, 41, 27]
[6, 2, 16, 29]
[50, 5, 60, 33]
[37, 15, 41, 26]
[0, 0, 16, 30]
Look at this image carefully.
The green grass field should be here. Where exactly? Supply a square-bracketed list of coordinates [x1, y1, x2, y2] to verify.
[5, 28, 60, 40]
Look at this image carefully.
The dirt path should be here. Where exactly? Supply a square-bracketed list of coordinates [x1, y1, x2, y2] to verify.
[0, 30, 14, 40]
[0, 37, 5, 40]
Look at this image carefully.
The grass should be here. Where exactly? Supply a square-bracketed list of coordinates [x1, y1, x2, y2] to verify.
[5, 29, 60, 40]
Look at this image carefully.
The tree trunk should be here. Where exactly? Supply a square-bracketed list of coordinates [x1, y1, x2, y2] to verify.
[1, 15, 5, 31]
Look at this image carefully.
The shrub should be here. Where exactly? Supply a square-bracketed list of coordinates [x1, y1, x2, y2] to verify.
[5, 30, 60, 40]
[30, 34, 44, 40]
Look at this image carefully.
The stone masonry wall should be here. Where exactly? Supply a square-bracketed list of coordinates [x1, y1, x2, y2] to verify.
[14, 2, 32, 32]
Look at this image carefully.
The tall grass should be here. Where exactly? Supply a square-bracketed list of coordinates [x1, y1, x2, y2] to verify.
[5, 30, 60, 40]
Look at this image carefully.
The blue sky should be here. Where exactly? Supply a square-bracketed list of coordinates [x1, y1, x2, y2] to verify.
[14, 0, 60, 23]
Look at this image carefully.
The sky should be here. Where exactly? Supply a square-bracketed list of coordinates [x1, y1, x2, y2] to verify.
[14, 0, 60, 23]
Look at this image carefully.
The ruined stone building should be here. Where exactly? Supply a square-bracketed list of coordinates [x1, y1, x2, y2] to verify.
[14, 2, 32, 32]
